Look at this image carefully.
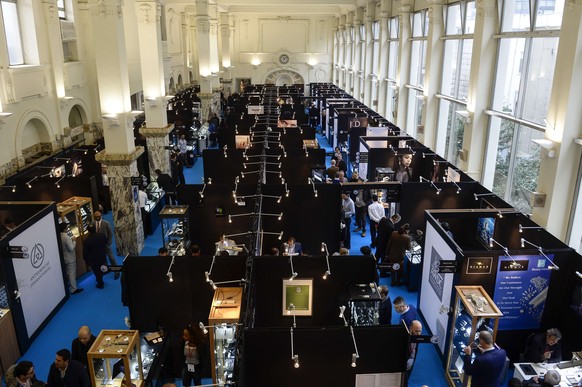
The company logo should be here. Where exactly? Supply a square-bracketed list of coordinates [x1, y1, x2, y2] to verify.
[30, 244, 45, 268]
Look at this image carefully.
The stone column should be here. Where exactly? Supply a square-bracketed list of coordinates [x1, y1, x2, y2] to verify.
[532, 3, 582, 242]
[420, 0, 444, 147]
[196, 0, 212, 90]
[141, 124, 174, 178]
[199, 93, 213, 122]
[220, 12, 231, 68]
[89, 0, 144, 254]
[96, 148, 145, 255]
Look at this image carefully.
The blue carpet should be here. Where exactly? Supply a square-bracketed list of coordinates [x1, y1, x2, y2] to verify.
[15, 142, 513, 387]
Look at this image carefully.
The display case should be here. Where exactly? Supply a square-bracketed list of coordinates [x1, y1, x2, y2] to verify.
[159, 205, 190, 255]
[446, 286, 503, 387]
[87, 330, 144, 387]
[144, 183, 164, 213]
[142, 183, 164, 236]
[347, 283, 381, 326]
[208, 287, 243, 386]
[139, 331, 168, 387]
[57, 196, 94, 277]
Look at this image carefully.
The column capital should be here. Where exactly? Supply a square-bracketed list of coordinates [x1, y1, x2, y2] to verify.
[136, 1, 162, 24]
[95, 146, 145, 166]
[567, 0, 582, 9]
[89, 0, 123, 18]
[140, 124, 175, 138]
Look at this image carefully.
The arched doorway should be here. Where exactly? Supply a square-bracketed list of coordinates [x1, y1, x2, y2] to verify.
[264, 70, 304, 86]
[68, 105, 86, 129]
[21, 118, 51, 161]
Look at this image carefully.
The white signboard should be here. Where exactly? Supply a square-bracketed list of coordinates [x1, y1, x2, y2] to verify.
[247, 105, 264, 114]
[10, 212, 66, 337]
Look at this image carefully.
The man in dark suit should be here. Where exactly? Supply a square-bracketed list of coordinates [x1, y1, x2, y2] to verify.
[282, 236, 303, 255]
[155, 168, 177, 205]
[83, 224, 108, 289]
[378, 285, 392, 324]
[385, 223, 411, 286]
[523, 328, 562, 363]
[47, 349, 90, 387]
[71, 326, 96, 369]
[463, 331, 507, 387]
[93, 210, 119, 280]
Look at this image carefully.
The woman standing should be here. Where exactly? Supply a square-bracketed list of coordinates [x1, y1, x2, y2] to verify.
[181, 324, 207, 386]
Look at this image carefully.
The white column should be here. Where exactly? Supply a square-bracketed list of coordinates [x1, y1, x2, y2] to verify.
[363, 18, 373, 106]
[533, 5, 582, 243]
[395, 1, 412, 129]
[421, 0, 444, 148]
[135, 0, 167, 128]
[377, 12, 389, 117]
[459, 0, 498, 180]
[196, 0, 212, 92]
[220, 12, 231, 68]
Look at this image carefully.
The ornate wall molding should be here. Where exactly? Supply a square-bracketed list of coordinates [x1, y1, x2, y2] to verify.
[258, 17, 310, 52]
[91, 0, 123, 18]
[137, 2, 155, 24]
[567, 0, 582, 9]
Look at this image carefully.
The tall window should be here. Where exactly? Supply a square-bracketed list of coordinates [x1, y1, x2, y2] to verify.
[57, 0, 66, 19]
[405, 10, 429, 137]
[436, 1, 475, 164]
[1, 0, 24, 65]
[384, 17, 399, 123]
[369, 21, 380, 107]
[487, 0, 563, 213]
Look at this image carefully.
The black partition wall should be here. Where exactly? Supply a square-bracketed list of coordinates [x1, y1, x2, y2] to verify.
[418, 209, 582, 364]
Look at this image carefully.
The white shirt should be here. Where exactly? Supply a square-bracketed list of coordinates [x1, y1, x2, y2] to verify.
[368, 201, 385, 223]
[138, 190, 148, 208]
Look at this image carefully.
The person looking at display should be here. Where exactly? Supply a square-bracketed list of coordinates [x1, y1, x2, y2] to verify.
[373, 213, 401, 270]
[523, 369, 561, 386]
[407, 320, 423, 377]
[395, 154, 413, 183]
[93, 211, 119, 280]
[46, 349, 90, 387]
[368, 194, 386, 245]
[326, 159, 339, 180]
[462, 331, 507, 387]
[158, 247, 168, 256]
[336, 153, 347, 173]
[282, 236, 303, 256]
[523, 328, 562, 363]
[393, 296, 417, 329]
[181, 324, 207, 386]
[385, 224, 411, 286]
[83, 224, 108, 289]
[155, 169, 177, 205]
[5, 360, 45, 387]
[59, 223, 82, 295]
[71, 326, 96, 369]
[349, 171, 369, 238]
[341, 192, 355, 250]
[378, 285, 392, 325]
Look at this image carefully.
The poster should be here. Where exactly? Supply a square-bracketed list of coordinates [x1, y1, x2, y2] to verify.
[282, 279, 313, 316]
[493, 255, 552, 330]
[10, 212, 66, 337]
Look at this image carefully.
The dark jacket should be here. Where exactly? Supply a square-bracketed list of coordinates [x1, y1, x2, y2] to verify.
[46, 360, 90, 387]
[385, 230, 411, 262]
[83, 232, 108, 267]
[71, 335, 96, 368]
[523, 333, 562, 363]
[378, 297, 392, 325]
[463, 347, 507, 387]
[156, 173, 176, 194]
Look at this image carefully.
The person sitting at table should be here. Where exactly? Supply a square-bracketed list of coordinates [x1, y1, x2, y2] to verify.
[215, 234, 237, 255]
[523, 328, 562, 363]
[523, 369, 561, 387]
[281, 236, 302, 255]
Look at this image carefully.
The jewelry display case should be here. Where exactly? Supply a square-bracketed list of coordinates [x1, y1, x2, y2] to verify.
[87, 330, 144, 387]
[144, 183, 164, 213]
[57, 196, 93, 276]
[159, 205, 190, 255]
[142, 183, 164, 236]
[208, 287, 243, 386]
[139, 331, 168, 387]
[347, 283, 381, 326]
[446, 286, 503, 387]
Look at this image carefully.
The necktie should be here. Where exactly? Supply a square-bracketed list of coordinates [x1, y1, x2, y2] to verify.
[96, 221, 100, 233]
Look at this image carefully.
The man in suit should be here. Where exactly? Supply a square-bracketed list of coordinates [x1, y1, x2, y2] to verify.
[83, 224, 108, 289]
[47, 349, 90, 387]
[523, 328, 562, 363]
[373, 213, 401, 268]
[385, 223, 411, 286]
[407, 320, 423, 377]
[463, 331, 507, 387]
[71, 326, 96, 369]
[59, 223, 83, 294]
[155, 168, 177, 205]
[378, 285, 392, 325]
[93, 210, 119, 279]
[282, 236, 302, 255]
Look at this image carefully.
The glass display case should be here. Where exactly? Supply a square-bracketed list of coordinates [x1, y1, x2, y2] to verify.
[446, 286, 503, 387]
[347, 283, 381, 326]
[159, 205, 190, 255]
[139, 331, 167, 387]
[87, 330, 144, 387]
[57, 196, 93, 276]
[144, 183, 164, 213]
[208, 287, 243, 386]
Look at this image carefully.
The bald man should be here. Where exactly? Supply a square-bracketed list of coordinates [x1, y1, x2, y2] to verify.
[463, 330, 507, 387]
[71, 326, 96, 369]
[407, 320, 423, 377]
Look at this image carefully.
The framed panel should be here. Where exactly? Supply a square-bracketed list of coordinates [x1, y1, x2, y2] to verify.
[282, 279, 313, 316]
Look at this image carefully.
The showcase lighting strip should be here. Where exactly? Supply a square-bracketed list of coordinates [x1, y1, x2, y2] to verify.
[350, 326, 360, 368]
[451, 181, 462, 194]
[339, 305, 348, 326]
[25, 176, 38, 188]
[419, 176, 441, 195]
[262, 230, 284, 240]
[307, 178, 318, 197]
[489, 238, 517, 264]
[55, 176, 65, 188]
[519, 224, 544, 233]
[207, 278, 247, 290]
[474, 193, 495, 201]
[0, 185, 16, 192]
[481, 198, 507, 219]
[166, 255, 176, 283]
[290, 327, 299, 369]
[520, 238, 559, 270]
[287, 303, 297, 327]
[321, 242, 331, 280]
[288, 255, 298, 281]
[421, 152, 436, 158]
